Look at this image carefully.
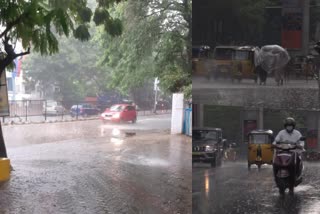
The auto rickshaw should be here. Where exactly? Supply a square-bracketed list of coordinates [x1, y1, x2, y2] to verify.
[212, 46, 259, 82]
[192, 45, 212, 77]
[247, 129, 274, 170]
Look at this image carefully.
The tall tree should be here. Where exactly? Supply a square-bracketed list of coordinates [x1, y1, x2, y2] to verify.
[0, 0, 124, 158]
[23, 35, 109, 103]
[97, 0, 191, 97]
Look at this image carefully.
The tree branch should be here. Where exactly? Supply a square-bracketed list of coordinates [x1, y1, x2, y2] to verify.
[15, 47, 31, 58]
[144, 2, 175, 18]
[0, 13, 26, 39]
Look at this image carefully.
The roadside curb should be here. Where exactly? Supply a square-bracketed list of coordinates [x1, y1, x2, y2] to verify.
[2, 113, 171, 126]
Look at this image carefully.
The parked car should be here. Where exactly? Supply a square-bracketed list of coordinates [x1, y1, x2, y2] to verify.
[43, 100, 65, 115]
[192, 127, 227, 167]
[70, 103, 100, 117]
[100, 104, 137, 123]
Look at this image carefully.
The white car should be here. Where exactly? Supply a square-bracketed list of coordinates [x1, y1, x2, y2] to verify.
[43, 100, 65, 115]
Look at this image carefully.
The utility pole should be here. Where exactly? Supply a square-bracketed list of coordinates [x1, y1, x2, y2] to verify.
[302, 0, 310, 56]
[153, 78, 159, 113]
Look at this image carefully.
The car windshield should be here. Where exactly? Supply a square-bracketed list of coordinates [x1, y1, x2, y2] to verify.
[193, 130, 218, 141]
[250, 134, 270, 144]
[110, 105, 125, 112]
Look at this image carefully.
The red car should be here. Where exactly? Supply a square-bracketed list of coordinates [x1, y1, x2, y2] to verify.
[100, 104, 137, 123]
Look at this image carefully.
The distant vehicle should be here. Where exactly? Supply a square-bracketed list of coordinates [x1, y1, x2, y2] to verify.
[70, 103, 100, 117]
[192, 127, 227, 167]
[43, 100, 65, 115]
[156, 100, 170, 111]
[96, 92, 123, 111]
[100, 104, 137, 123]
[212, 46, 259, 82]
[247, 129, 274, 171]
[192, 45, 213, 77]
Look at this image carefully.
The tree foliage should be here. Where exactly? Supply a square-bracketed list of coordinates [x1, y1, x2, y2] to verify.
[193, 0, 280, 46]
[97, 0, 191, 96]
[23, 35, 108, 102]
[0, 0, 124, 73]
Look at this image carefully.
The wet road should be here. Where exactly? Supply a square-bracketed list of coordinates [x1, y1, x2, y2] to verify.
[193, 161, 320, 214]
[3, 115, 171, 147]
[0, 115, 191, 214]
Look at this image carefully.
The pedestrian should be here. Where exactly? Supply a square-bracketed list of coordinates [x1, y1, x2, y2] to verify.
[274, 67, 285, 86]
[255, 65, 268, 85]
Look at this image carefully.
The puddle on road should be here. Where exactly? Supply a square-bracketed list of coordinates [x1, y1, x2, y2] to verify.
[294, 185, 314, 193]
[120, 156, 170, 167]
[305, 200, 320, 214]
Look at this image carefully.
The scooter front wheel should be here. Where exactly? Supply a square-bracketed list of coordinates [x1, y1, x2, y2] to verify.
[279, 187, 285, 195]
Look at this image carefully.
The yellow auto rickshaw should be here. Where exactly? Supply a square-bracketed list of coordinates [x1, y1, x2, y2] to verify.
[212, 46, 259, 82]
[192, 45, 213, 77]
[247, 129, 274, 170]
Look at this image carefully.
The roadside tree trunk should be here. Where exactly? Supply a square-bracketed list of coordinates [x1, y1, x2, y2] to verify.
[0, 121, 7, 157]
[0, 38, 30, 157]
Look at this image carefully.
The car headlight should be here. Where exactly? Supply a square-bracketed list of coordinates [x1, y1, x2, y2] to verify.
[205, 145, 214, 152]
[113, 113, 120, 118]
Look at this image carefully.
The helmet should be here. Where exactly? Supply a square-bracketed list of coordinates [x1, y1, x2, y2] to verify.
[284, 117, 296, 128]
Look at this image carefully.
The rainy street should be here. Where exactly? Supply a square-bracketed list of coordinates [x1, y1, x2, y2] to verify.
[192, 161, 320, 214]
[0, 114, 192, 214]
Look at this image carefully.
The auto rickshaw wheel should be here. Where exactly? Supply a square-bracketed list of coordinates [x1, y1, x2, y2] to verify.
[258, 164, 261, 171]
[248, 163, 251, 171]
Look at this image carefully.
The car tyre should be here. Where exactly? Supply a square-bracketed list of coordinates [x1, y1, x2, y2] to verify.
[132, 117, 137, 124]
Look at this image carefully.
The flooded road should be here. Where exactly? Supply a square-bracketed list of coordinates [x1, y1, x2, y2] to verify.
[193, 161, 320, 214]
[0, 115, 191, 214]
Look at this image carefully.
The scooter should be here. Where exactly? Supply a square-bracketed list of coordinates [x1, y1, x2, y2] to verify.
[272, 137, 305, 196]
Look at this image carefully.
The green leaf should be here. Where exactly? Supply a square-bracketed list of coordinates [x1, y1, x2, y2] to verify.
[93, 7, 110, 25]
[74, 24, 91, 41]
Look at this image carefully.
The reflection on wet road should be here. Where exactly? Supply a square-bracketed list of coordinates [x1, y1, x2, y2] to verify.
[0, 115, 191, 213]
[193, 161, 320, 214]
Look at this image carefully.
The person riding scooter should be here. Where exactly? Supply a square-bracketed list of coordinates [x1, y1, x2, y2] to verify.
[273, 117, 305, 150]
[272, 117, 305, 195]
